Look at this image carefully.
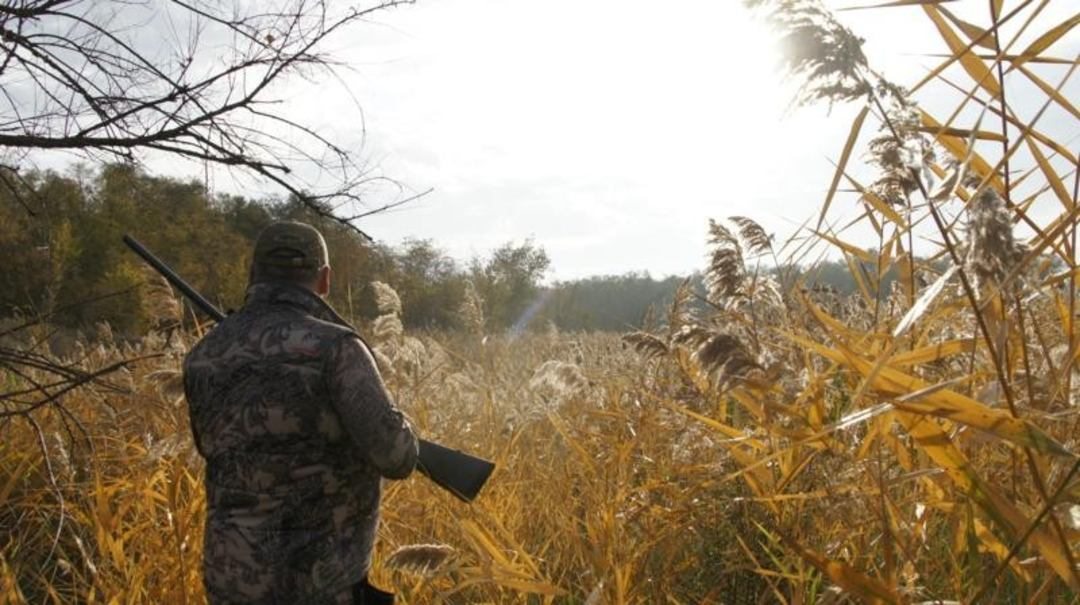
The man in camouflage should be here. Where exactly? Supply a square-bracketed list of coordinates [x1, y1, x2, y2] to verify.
[183, 221, 418, 604]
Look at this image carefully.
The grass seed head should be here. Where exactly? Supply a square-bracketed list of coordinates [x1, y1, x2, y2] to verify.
[372, 281, 403, 316]
[528, 360, 587, 398]
[385, 543, 456, 576]
[372, 314, 404, 344]
[622, 331, 669, 359]
[964, 186, 1024, 294]
[458, 279, 486, 336]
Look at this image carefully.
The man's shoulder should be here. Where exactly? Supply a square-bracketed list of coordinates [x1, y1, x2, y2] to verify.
[281, 312, 359, 358]
[185, 305, 355, 368]
[298, 313, 356, 339]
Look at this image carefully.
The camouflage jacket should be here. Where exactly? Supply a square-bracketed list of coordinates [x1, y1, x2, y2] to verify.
[183, 282, 418, 604]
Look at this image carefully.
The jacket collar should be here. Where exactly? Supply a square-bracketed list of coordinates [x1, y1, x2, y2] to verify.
[244, 282, 350, 327]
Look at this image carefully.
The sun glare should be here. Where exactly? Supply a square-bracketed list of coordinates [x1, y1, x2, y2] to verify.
[341, 0, 806, 277]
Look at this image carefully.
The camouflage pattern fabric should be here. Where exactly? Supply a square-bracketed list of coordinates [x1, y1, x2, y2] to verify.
[183, 282, 418, 604]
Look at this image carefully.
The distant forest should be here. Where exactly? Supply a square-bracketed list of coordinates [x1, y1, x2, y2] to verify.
[0, 165, 874, 337]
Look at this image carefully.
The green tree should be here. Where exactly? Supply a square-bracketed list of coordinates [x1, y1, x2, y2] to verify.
[470, 241, 550, 329]
[389, 239, 466, 329]
[537, 272, 689, 331]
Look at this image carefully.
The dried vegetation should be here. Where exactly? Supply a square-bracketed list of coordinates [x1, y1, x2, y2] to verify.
[3, 0, 1080, 603]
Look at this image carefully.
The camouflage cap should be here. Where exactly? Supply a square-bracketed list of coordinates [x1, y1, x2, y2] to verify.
[253, 221, 329, 269]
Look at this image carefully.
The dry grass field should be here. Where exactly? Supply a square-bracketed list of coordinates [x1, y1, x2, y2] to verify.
[0, 320, 765, 603]
[3, 1, 1080, 603]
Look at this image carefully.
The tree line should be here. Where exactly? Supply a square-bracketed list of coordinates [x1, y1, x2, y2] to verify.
[1, 165, 684, 337]
[0, 165, 881, 340]
[0, 164, 545, 337]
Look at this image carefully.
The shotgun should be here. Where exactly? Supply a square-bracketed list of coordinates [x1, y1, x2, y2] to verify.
[123, 234, 494, 502]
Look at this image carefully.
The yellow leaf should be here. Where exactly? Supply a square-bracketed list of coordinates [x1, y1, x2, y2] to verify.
[844, 173, 909, 228]
[1016, 63, 1080, 122]
[729, 387, 770, 423]
[728, 446, 778, 509]
[546, 413, 596, 474]
[892, 265, 958, 338]
[813, 231, 875, 263]
[819, 105, 870, 229]
[878, 236, 895, 282]
[877, 415, 915, 470]
[844, 252, 877, 307]
[988, 104, 1077, 161]
[973, 53, 1076, 65]
[991, 0, 1003, 20]
[889, 339, 975, 366]
[939, 5, 997, 50]
[891, 380, 1069, 457]
[839, 0, 959, 9]
[460, 520, 514, 568]
[665, 401, 765, 449]
[895, 412, 1079, 590]
[974, 519, 1034, 582]
[801, 291, 864, 342]
[785, 538, 900, 604]
[920, 110, 1004, 192]
[789, 334, 1073, 457]
[1012, 12, 1080, 69]
[912, 125, 1005, 141]
[1026, 134, 1075, 210]
[923, 5, 1001, 97]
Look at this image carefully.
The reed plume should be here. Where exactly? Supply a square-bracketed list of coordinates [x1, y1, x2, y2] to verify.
[384, 544, 456, 576]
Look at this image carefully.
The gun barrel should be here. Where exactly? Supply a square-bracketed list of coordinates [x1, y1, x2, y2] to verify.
[123, 235, 226, 322]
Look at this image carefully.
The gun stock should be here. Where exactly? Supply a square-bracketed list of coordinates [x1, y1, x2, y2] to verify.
[417, 440, 495, 502]
[123, 234, 495, 503]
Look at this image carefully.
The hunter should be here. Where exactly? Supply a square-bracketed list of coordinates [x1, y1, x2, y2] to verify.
[183, 220, 418, 604]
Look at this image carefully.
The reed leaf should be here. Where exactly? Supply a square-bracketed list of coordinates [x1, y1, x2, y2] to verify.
[895, 412, 1080, 591]
[783, 537, 901, 603]
[1011, 12, 1080, 69]
[819, 105, 870, 229]
[923, 5, 1002, 97]
[789, 334, 1073, 457]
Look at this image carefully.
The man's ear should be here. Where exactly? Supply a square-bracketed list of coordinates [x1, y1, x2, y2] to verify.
[315, 265, 332, 297]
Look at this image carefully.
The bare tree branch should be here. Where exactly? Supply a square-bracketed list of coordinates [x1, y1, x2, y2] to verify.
[0, 0, 419, 238]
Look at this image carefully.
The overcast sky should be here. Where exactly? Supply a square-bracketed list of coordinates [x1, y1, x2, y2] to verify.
[31, 0, 1079, 281]
[318, 0, 1077, 280]
[335, 0, 825, 280]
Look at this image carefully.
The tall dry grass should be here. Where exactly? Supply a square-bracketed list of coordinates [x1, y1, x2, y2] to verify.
[631, 0, 1080, 601]
[1, 309, 772, 603]
[3, 0, 1079, 603]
